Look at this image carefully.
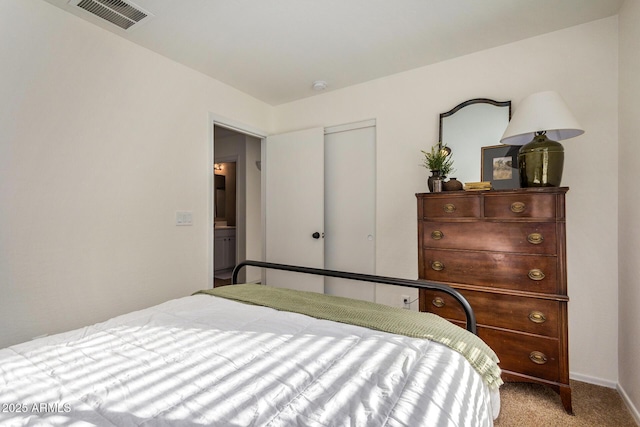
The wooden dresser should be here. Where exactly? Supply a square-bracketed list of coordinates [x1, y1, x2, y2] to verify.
[416, 187, 571, 414]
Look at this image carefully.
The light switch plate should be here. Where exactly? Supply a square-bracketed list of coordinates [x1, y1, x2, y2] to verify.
[176, 211, 193, 226]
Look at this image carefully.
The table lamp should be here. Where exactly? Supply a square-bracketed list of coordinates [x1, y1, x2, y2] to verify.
[500, 91, 584, 187]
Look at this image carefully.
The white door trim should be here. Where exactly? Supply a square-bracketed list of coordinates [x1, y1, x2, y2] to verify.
[325, 118, 376, 135]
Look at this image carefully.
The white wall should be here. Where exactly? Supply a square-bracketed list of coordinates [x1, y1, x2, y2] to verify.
[618, 0, 640, 421]
[273, 18, 620, 385]
[0, 0, 271, 348]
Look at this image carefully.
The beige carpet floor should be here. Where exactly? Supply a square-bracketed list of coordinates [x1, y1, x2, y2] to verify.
[495, 380, 637, 426]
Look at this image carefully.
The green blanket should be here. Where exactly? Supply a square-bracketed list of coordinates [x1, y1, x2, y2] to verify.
[195, 284, 502, 389]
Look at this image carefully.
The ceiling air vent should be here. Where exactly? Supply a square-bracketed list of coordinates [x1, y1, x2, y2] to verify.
[69, 0, 153, 31]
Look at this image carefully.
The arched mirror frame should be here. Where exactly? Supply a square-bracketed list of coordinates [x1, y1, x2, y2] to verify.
[439, 98, 511, 142]
[439, 98, 512, 186]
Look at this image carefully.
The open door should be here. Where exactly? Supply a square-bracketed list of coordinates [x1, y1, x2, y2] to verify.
[264, 127, 324, 292]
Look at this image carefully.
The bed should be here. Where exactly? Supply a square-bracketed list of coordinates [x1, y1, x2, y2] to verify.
[0, 261, 501, 426]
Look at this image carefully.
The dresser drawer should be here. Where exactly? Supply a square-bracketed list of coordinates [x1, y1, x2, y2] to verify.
[484, 193, 560, 219]
[421, 221, 558, 254]
[420, 289, 560, 337]
[421, 249, 559, 294]
[478, 327, 561, 383]
[420, 196, 480, 219]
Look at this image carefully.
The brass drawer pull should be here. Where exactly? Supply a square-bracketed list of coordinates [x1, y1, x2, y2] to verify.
[432, 297, 445, 308]
[431, 230, 444, 240]
[510, 202, 526, 213]
[431, 261, 445, 271]
[529, 351, 548, 365]
[529, 311, 547, 324]
[527, 233, 544, 245]
[528, 269, 545, 281]
[443, 203, 456, 214]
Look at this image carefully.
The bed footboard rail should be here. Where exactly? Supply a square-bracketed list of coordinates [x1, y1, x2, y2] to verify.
[231, 260, 477, 335]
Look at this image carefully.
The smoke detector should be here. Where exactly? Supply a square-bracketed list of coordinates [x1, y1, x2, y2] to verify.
[68, 0, 154, 31]
[312, 80, 328, 91]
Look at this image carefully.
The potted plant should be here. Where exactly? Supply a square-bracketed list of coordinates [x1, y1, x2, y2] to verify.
[421, 143, 454, 191]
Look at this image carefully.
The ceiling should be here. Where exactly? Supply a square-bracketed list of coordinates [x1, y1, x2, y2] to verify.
[44, 0, 624, 106]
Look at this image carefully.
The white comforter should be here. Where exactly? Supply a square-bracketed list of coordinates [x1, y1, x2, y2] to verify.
[0, 294, 499, 426]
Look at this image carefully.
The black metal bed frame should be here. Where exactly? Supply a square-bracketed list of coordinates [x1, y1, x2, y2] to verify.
[231, 260, 477, 335]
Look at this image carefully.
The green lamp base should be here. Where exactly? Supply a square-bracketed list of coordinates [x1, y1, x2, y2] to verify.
[518, 134, 564, 187]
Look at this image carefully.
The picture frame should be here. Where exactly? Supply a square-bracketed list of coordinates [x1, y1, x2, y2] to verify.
[481, 145, 520, 190]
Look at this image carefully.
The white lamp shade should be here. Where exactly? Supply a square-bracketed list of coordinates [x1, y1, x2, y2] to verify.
[500, 90, 584, 146]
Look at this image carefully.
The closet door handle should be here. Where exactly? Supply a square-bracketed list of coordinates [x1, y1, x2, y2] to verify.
[312, 232, 321, 239]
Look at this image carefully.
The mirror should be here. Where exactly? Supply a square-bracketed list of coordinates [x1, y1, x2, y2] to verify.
[214, 162, 237, 225]
[215, 174, 226, 219]
[439, 98, 511, 185]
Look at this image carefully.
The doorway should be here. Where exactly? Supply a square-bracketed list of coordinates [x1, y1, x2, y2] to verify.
[213, 160, 236, 286]
[213, 124, 262, 286]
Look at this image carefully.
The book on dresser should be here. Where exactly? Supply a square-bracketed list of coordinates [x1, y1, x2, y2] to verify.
[416, 187, 572, 414]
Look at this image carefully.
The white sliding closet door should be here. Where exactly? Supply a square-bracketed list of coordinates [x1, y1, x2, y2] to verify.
[264, 127, 325, 292]
[324, 120, 376, 301]
[264, 121, 375, 297]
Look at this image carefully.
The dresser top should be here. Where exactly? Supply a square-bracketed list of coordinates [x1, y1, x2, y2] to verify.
[416, 187, 569, 198]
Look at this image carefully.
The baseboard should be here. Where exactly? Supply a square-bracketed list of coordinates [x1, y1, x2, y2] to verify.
[617, 383, 640, 426]
[569, 372, 617, 389]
